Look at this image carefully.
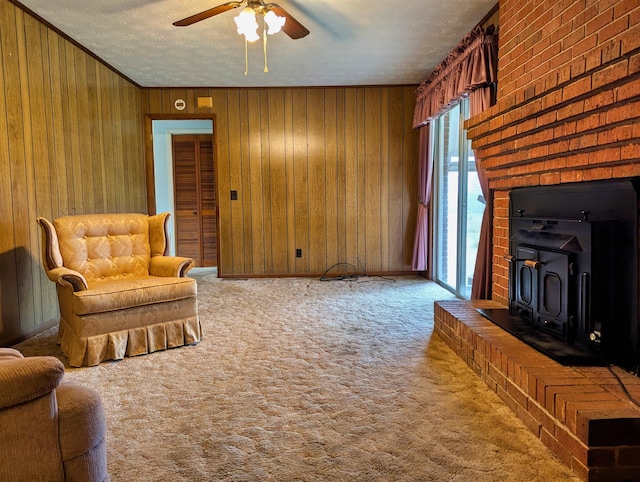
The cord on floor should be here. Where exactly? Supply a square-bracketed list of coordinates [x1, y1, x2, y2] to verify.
[319, 257, 396, 283]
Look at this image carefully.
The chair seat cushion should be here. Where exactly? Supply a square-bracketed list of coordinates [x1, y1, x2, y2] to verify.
[72, 276, 196, 315]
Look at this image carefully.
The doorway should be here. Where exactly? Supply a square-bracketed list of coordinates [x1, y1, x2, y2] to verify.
[147, 117, 219, 269]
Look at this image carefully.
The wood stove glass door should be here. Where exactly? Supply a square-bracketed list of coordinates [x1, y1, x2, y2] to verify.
[536, 249, 571, 340]
[514, 246, 537, 321]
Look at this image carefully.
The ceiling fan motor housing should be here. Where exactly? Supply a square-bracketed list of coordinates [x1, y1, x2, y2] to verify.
[247, 0, 268, 12]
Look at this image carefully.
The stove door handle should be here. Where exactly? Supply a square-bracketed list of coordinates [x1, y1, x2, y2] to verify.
[504, 255, 544, 270]
[524, 260, 544, 269]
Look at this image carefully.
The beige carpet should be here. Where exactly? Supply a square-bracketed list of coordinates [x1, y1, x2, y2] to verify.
[15, 271, 578, 481]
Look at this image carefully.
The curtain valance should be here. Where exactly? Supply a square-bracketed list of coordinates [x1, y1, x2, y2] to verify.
[413, 26, 498, 128]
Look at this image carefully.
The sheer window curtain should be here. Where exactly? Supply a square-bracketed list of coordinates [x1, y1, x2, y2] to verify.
[411, 26, 498, 298]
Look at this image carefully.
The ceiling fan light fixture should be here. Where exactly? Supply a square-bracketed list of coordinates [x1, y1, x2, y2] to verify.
[264, 10, 286, 35]
[173, 0, 309, 75]
[234, 7, 259, 42]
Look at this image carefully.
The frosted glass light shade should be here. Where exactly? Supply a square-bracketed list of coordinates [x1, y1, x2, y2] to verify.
[264, 10, 286, 35]
[234, 7, 259, 42]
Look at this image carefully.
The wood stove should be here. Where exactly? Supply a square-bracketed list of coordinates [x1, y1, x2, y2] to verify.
[479, 179, 640, 373]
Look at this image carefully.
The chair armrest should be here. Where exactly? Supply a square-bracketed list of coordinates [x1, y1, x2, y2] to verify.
[149, 256, 195, 278]
[0, 356, 65, 409]
[0, 348, 24, 361]
[46, 267, 89, 291]
[37, 216, 64, 271]
[56, 380, 108, 464]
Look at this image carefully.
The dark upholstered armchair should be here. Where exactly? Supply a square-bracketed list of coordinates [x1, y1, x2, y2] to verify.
[0, 348, 109, 481]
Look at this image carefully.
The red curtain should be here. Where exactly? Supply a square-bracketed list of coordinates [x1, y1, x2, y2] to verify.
[411, 126, 433, 271]
[469, 88, 494, 299]
[411, 26, 498, 299]
[413, 26, 498, 129]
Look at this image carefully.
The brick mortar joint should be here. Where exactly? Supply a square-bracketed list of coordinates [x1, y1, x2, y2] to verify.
[477, 125, 640, 171]
[474, 111, 640, 159]
[483, 154, 640, 178]
[470, 76, 640, 149]
[466, 45, 640, 132]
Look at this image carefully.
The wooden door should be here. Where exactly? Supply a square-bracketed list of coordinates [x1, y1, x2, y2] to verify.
[172, 134, 217, 267]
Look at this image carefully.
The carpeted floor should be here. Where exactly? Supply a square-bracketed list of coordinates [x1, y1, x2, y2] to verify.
[15, 271, 578, 481]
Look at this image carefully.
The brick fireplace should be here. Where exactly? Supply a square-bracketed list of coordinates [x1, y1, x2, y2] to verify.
[468, 2, 640, 307]
[484, 178, 639, 369]
[436, 1, 640, 481]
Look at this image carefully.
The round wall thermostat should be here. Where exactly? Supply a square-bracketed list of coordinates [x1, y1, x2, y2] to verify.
[174, 99, 186, 111]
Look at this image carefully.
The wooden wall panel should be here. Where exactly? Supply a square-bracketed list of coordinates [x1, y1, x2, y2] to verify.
[284, 89, 296, 274]
[267, 89, 287, 273]
[0, 0, 145, 346]
[211, 90, 231, 274]
[248, 89, 264, 273]
[344, 89, 358, 266]
[227, 90, 245, 274]
[292, 89, 309, 273]
[335, 89, 347, 265]
[388, 88, 407, 271]
[0, 2, 20, 343]
[355, 89, 367, 271]
[259, 90, 272, 273]
[307, 89, 326, 274]
[365, 88, 382, 272]
[324, 89, 339, 272]
[142, 84, 419, 277]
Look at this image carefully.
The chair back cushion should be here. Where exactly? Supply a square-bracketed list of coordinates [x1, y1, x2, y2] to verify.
[54, 213, 152, 282]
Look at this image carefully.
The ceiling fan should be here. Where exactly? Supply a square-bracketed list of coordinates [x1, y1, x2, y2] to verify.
[172, 0, 310, 39]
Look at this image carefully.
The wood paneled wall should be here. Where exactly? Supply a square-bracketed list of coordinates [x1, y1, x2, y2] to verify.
[142, 87, 419, 277]
[0, 0, 145, 345]
[1, 0, 420, 346]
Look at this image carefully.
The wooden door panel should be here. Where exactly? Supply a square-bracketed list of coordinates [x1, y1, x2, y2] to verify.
[172, 134, 217, 267]
[175, 212, 200, 262]
[173, 138, 198, 211]
[199, 137, 217, 267]
[199, 140, 216, 210]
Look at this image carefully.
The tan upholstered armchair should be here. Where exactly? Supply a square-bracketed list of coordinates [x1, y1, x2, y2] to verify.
[0, 348, 109, 481]
[37, 212, 202, 367]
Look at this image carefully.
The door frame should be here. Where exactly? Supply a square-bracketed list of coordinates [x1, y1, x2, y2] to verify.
[144, 114, 221, 272]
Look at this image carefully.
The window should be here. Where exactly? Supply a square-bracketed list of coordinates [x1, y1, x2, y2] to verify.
[432, 98, 485, 298]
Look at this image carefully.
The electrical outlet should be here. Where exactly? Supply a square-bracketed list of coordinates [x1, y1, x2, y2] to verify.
[296, 249, 302, 258]
[230, 190, 238, 200]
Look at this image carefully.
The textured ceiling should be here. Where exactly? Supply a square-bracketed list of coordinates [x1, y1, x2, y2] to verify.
[15, 0, 497, 88]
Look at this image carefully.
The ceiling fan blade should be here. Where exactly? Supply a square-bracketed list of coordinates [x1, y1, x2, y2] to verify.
[173, 1, 243, 27]
[267, 5, 310, 39]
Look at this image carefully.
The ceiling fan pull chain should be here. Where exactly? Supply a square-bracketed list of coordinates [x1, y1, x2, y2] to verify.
[244, 37, 249, 76]
[263, 23, 269, 73]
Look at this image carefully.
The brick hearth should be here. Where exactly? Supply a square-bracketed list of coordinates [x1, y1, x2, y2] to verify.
[434, 300, 640, 482]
